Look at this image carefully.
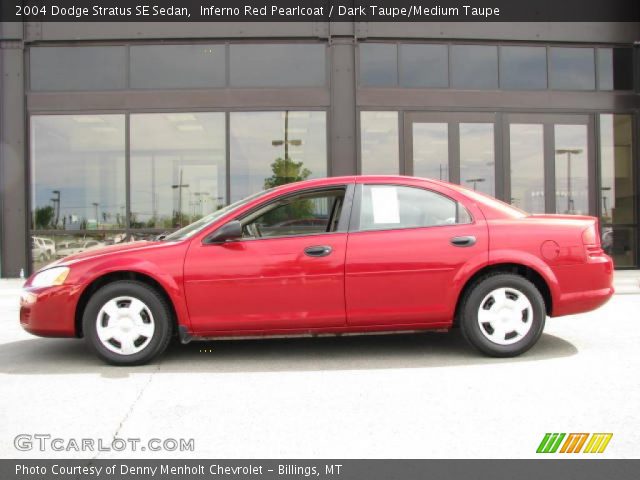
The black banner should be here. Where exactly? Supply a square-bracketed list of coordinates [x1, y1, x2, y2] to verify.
[1, 0, 640, 22]
[3, 459, 640, 480]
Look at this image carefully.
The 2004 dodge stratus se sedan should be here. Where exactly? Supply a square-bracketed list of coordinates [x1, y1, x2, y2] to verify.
[20, 176, 614, 365]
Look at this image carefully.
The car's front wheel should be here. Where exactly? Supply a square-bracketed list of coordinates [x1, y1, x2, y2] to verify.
[459, 273, 546, 357]
[83, 281, 172, 365]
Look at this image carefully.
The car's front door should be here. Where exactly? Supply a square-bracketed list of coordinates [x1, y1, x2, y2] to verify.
[345, 182, 488, 327]
[184, 185, 353, 334]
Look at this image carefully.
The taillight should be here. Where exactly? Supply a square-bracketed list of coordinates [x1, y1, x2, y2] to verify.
[582, 222, 602, 256]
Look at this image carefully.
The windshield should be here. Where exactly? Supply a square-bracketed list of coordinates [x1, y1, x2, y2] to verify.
[163, 189, 270, 241]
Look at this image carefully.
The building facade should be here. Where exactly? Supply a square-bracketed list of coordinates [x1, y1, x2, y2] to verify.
[1, 21, 639, 277]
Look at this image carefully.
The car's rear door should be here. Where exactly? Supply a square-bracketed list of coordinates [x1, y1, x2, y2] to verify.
[345, 181, 488, 327]
[184, 184, 354, 334]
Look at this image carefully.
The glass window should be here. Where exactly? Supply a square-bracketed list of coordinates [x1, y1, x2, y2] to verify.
[230, 111, 327, 202]
[399, 44, 448, 88]
[32, 232, 130, 271]
[242, 189, 345, 239]
[597, 48, 634, 91]
[509, 124, 545, 213]
[130, 44, 226, 89]
[500, 46, 547, 90]
[130, 113, 226, 229]
[359, 185, 471, 231]
[549, 48, 595, 90]
[602, 226, 635, 268]
[451, 45, 498, 90]
[30, 46, 127, 91]
[30, 115, 126, 231]
[599, 114, 635, 236]
[554, 124, 589, 215]
[360, 112, 399, 175]
[599, 114, 635, 223]
[412, 123, 449, 180]
[459, 123, 495, 196]
[229, 44, 326, 87]
[359, 43, 398, 87]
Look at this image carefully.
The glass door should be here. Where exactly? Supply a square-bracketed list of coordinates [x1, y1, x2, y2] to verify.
[503, 114, 595, 216]
[404, 112, 499, 197]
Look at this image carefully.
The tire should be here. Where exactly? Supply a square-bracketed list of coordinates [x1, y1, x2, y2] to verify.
[83, 280, 173, 366]
[459, 273, 546, 357]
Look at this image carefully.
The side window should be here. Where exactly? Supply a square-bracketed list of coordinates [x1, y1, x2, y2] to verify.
[359, 185, 471, 231]
[242, 189, 345, 239]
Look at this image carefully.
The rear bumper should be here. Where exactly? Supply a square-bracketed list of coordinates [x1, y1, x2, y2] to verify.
[19, 284, 82, 337]
[552, 256, 615, 317]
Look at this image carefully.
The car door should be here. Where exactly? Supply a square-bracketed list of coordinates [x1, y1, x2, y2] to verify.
[345, 182, 488, 326]
[184, 184, 354, 334]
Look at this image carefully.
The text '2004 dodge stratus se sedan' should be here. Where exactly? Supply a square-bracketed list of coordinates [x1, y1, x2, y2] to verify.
[20, 176, 614, 365]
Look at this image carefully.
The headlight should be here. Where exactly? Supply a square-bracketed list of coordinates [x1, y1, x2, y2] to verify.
[31, 267, 70, 288]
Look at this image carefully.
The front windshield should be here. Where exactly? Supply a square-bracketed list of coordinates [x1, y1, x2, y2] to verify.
[163, 189, 270, 241]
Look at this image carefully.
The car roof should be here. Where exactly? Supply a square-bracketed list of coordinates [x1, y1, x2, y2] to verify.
[270, 175, 454, 190]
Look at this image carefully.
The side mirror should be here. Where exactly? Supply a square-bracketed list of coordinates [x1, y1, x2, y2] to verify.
[204, 220, 243, 244]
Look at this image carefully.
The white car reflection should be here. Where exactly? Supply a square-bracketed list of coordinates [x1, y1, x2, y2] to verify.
[31, 236, 56, 261]
[56, 240, 105, 258]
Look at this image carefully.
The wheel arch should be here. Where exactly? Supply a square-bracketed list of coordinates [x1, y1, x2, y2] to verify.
[453, 262, 554, 326]
[74, 271, 179, 338]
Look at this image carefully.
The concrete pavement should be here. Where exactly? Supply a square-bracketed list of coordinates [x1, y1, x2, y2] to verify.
[0, 275, 638, 459]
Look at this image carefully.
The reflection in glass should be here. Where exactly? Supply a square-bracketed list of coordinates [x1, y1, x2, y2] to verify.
[509, 124, 545, 213]
[229, 44, 326, 87]
[555, 125, 588, 215]
[601, 226, 635, 267]
[549, 48, 595, 90]
[451, 45, 498, 90]
[359, 43, 398, 87]
[599, 114, 636, 267]
[130, 45, 226, 89]
[230, 111, 327, 202]
[459, 123, 495, 196]
[30, 115, 126, 231]
[31, 232, 129, 271]
[30, 46, 127, 91]
[130, 113, 226, 229]
[360, 112, 400, 175]
[412, 123, 449, 180]
[597, 48, 634, 91]
[400, 44, 448, 88]
[500, 46, 547, 90]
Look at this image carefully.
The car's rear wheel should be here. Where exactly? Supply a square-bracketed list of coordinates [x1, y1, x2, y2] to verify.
[459, 273, 546, 357]
[83, 281, 172, 366]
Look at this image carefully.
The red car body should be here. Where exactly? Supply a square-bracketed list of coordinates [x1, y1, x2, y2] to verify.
[20, 176, 613, 343]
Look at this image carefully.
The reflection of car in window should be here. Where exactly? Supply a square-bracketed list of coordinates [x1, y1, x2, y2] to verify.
[56, 240, 104, 258]
[31, 236, 56, 261]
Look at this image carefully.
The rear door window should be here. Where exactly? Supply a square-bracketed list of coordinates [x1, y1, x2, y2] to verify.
[358, 185, 471, 231]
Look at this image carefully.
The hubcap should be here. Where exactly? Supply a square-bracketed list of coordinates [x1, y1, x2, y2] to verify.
[95, 296, 155, 355]
[477, 287, 533, 346]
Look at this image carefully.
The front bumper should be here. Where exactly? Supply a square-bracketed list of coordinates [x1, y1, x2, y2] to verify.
[20, 284, 83, 337]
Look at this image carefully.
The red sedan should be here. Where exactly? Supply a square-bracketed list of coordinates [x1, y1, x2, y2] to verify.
[20, 176, 614, 365]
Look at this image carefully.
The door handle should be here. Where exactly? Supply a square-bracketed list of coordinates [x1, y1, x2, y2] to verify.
[450, 235, 476, 247]
[304, 245, 332, 257]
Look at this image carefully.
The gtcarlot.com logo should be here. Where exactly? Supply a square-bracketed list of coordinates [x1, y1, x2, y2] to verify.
[14, 434, 195, 452]
[536, 433, 613, 454]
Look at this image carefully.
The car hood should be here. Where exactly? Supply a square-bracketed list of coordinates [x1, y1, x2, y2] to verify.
[46, 240, 166, 268]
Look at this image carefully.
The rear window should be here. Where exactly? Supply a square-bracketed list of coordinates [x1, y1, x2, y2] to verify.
[451, 185, 529, 219]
